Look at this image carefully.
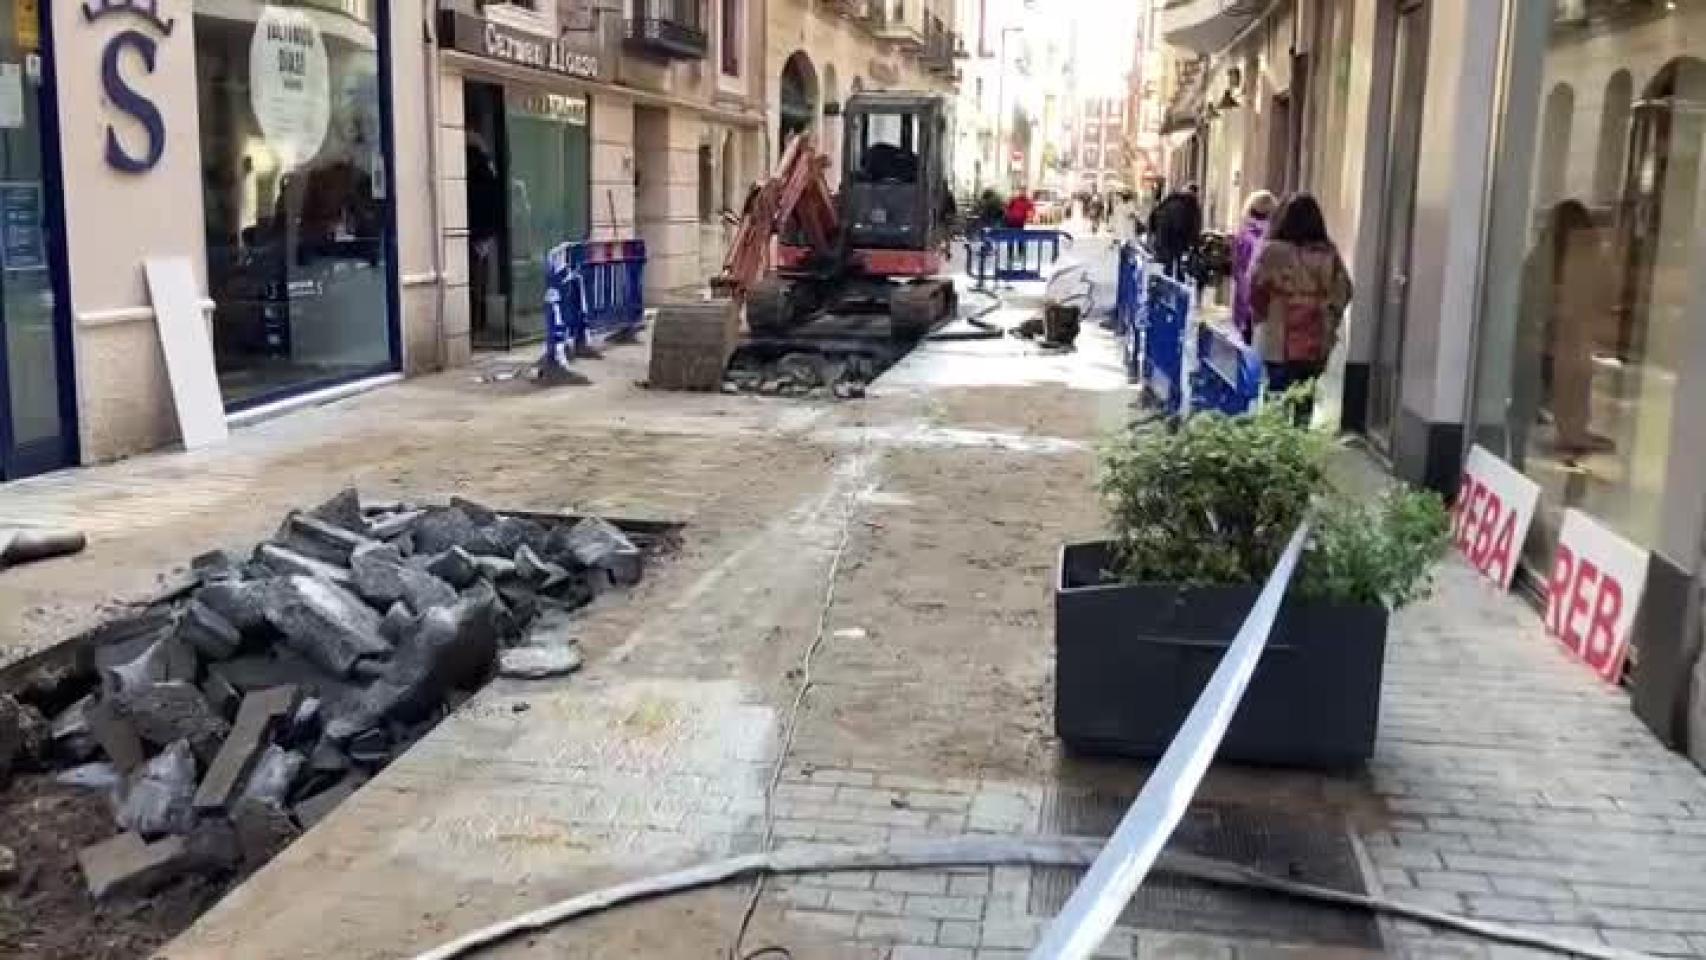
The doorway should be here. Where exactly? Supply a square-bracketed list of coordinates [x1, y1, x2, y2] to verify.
[0, 3, 74, 480]
[1367, 1, 1430, 450]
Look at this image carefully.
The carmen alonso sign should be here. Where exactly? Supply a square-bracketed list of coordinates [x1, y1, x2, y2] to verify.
[83, 0, 173, 174]
[438, 11, 606, 82]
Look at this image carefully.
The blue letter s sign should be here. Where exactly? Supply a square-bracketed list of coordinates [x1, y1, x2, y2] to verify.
[101, 29, 165, 173]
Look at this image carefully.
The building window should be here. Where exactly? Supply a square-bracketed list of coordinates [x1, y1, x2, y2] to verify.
[720, 0, 741, 76]
[194, 0, 395, 408]
[699, 143, 715, 222]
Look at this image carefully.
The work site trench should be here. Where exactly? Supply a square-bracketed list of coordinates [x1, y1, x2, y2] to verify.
[0, 487, 676, 960]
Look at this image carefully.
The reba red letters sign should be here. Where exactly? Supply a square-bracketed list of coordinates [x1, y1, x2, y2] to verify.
[1451, 446, 1540, 590]
[1544, 509, 1648, 684]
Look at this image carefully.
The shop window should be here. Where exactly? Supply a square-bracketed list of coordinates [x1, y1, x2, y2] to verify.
[1474, 10, 1706, 559]
[195, 1, 394, 408]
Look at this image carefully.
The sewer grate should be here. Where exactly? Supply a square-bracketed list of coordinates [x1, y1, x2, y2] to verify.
[1029, 790, 1383, 949]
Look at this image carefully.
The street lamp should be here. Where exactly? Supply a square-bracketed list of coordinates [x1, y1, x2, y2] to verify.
[995, 25, 1021, 190]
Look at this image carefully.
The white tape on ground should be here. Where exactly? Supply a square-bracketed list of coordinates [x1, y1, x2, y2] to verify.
[1028, 523, 1311, 960]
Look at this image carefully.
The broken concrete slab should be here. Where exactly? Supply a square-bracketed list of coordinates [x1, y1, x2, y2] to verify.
[262, 575, 390, 677]
[283, 697, 321, 747]
[357, 586, 500, 725]
[344, 728, 390, 766]
[79, 832, 191, 900]
[308, 738, 350, 776]
[183, 819, 241, 872]
[57, 761, 123, 790]
[351, 544, 457, 614]
[176, 599, 242, 661]
[88, 611, 175, 670]
[485, 516, 549, 557]
[411, 507, 499, 557]
[113, 739, 198, 837]
[254, 543, 354, 586]
[200, 669, 241, 720]
[193, 685, 300, 814]
[561, 517, 642, 586]
[238, 744, 305, 807]
[113, 681, 229, 762]
[160, 636, 200, 684]
[307, 487, 367, 534]
[0, 844, 14, 886]
[99, 640, 165, 696]
[368, 509, 425, 541]
[447, 496, 499, 526]
[190, 549, 246, 582]
[514, 545, 570, 590]
[194, 580, 270, 635]
[85, 698, 145, 773]
[472, 555, 517, 581]
[49, 694, 98, 762]
[423, 546, 478, 589]
[291, 772, 365, 829]
[286, 511, 378, 563]
[379, 602, 419, 644]
[0, 694, 48, 783]
[230, 798, 299, 867]
[497, 644, 584, 680]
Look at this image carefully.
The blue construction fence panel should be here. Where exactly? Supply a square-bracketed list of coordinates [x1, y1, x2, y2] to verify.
[1142, 271, 1194, 413]
[544, 238, 648, 351]
[1114, 242, 1149, 377]
[1191, 321, 1264, 416]
[963, 228, 1073, 288]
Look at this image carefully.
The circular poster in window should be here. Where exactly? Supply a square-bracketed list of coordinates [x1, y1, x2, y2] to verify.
[250, 6, 330, 168]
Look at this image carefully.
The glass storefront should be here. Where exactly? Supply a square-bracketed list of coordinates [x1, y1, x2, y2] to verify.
[1473, 0, 1706, 561]
[0, 0, 71, 478]
[465, 82, 591, 350]
[194, 0, 395, 407]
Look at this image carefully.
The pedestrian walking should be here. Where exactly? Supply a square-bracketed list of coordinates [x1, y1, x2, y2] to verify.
[1231, 190, 1277, 344]
[1146, 183, 1202, 279]
[1003, 190, 1036, 228]
[1248, 193, 1352, 425]
[1087, 192, 1105, 235]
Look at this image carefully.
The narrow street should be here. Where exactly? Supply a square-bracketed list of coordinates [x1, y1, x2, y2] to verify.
[4, 237, 1706, 960]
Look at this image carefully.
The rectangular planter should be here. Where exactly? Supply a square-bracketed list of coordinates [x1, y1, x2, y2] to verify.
[1055, 540, 1386, 768]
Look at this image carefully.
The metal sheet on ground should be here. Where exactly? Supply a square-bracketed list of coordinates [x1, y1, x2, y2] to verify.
[1029, 794, 1382, 950]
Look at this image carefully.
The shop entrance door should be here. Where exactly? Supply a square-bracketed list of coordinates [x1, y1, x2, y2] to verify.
[0, 5, 72, 480]
[1367, 0, 1429, 451]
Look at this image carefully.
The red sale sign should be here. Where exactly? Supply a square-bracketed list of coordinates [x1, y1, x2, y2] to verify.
[1452, 446, 1541, 590]
[1544, 509, 1648, 684]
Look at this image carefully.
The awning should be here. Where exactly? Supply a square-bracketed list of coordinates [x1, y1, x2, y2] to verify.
[1157, 0, 1271, 55]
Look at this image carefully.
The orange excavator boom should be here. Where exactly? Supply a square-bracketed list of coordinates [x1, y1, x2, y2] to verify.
[712, 133, 840, 301]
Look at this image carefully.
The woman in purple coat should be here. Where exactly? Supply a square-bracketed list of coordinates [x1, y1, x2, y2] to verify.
[1231, 190, 1277, 344]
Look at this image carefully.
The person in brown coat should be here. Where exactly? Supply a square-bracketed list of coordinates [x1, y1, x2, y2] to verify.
[1248, 193, 1353, 424]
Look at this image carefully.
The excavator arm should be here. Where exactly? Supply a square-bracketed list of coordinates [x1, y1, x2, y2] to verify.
[712, 133, 840, 301]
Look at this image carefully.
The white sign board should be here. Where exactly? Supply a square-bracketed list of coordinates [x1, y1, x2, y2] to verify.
[1451, 445, 1541, 589]
[1544, 508, 1649, 684]
[250, 6, 330, 168]
[145, 257, 228, 451]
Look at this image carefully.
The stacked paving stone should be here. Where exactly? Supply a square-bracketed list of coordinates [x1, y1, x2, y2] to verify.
[724, 351, 876, 399]
[6, 489, 646, 901]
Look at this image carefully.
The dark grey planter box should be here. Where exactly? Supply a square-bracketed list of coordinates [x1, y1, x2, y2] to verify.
[1055, 541, 1386, 768]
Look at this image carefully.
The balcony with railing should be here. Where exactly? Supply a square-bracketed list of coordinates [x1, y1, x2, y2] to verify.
[624, 0, 708, 60]
[867, 0, 923, 48]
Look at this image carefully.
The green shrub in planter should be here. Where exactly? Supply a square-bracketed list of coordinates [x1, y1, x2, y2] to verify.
[1097, 401, 1449, 608]
[1057, 401, 1451, 765]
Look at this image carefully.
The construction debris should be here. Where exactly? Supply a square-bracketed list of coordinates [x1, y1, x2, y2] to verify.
[723, 350, 882, 399]
[1, 488, 657, 901]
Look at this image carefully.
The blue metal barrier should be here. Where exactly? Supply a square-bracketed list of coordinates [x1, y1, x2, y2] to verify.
[542, 238, 648, 371]
[1114, 242, 1150, 377]
[1190, 321, 1264, 416]
[1140, 271, 1194, 412]
[964, 228, 1073, 289]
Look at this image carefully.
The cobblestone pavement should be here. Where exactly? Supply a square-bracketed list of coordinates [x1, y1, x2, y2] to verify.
[9, 239, 1706, 959]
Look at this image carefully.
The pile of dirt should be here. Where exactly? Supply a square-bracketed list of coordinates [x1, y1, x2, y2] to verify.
[0, 490, 669, 958]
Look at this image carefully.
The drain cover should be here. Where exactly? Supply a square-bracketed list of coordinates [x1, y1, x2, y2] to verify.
[1029, 792, 1382, 948]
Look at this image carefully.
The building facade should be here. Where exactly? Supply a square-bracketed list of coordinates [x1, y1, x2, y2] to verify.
[2, 0, 968, 479]
[1158, 0, 1706, 768]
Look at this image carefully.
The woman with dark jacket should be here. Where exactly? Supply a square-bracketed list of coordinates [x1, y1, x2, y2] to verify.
[1248, 193, 1353, 424]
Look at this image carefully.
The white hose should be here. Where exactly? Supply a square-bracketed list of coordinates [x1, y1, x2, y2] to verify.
[408, 835, 1654, 960]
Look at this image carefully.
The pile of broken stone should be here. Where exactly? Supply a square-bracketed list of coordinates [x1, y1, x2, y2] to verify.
[0, 489, 651, 902]
[724, 351, 874, 399]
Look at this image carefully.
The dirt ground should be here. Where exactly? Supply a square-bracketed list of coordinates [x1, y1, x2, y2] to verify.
[0, 775, 235, 960]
